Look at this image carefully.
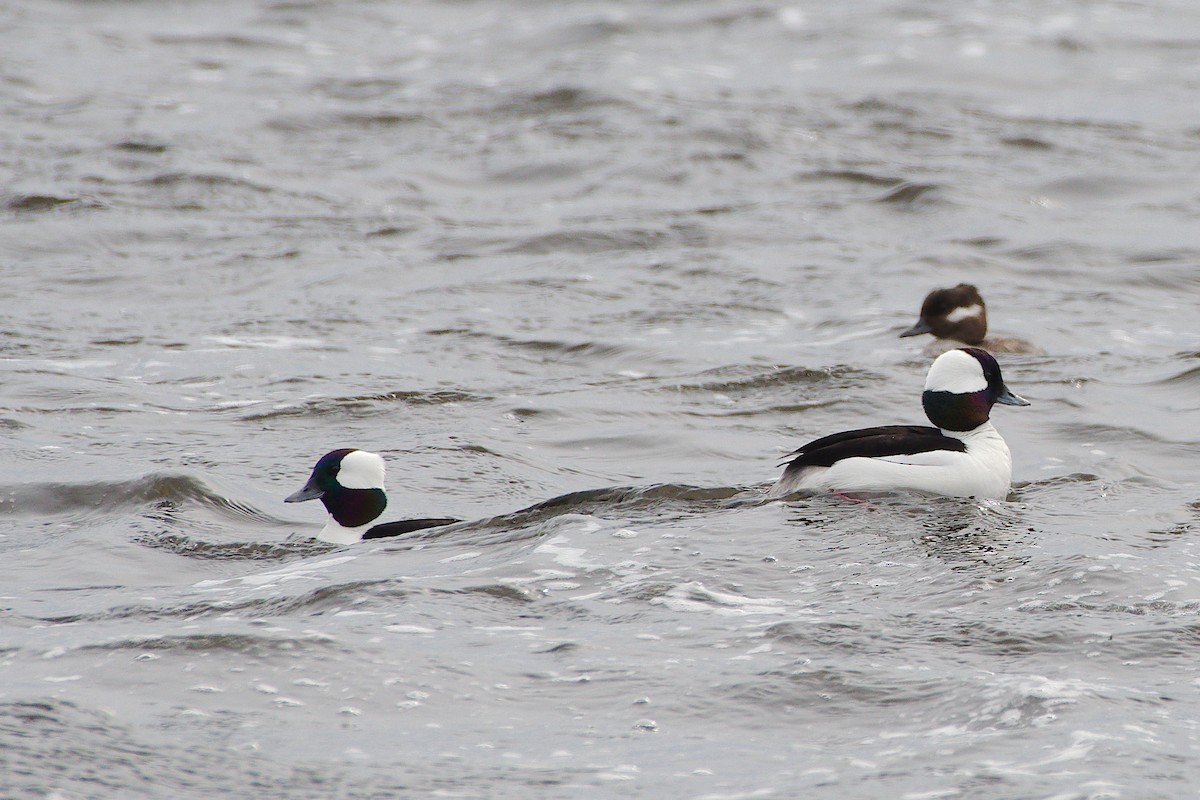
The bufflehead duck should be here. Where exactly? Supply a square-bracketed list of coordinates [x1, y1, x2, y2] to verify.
[900, 283, 1043, 355]
[285, 448, 458, 544]
[769, 348, 1030, 501]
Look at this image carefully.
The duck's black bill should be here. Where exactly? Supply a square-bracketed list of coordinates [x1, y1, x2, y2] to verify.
[899, 319, 932, 338]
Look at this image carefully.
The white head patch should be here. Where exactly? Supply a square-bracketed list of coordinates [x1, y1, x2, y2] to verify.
[945, 303, 983, 323]
[924, 349, 987, 394]
[338, 450, 386, 490]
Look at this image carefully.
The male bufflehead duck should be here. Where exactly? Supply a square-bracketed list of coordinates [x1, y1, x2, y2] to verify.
[285, 448, 458, 544]
[900, 283, 1043, 355]
[769, 348, 1030, 501]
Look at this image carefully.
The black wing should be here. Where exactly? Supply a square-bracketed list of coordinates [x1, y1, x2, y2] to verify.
[362, 518, 460, 540]
[781, 425, 965, 469]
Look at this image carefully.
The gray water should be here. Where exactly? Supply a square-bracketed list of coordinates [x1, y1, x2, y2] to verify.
[2, 0, 1199, 797]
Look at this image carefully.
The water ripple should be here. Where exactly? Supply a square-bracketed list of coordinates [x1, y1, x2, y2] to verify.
[0, 473, 249, 518]
[242, 389, 482, 421]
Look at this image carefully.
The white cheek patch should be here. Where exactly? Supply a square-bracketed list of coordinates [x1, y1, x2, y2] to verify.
[338, 450, 386, 489]
[924, 349, 988, 393]
[945, 304, 982, 323]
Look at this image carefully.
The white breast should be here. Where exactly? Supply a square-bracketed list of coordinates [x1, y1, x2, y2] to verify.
[318, 516, 371, 545]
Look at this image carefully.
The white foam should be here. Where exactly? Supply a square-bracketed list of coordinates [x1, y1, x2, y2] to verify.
[439, 551, 483, 563]
[535, 531, 604, 571]
[203, 335, 323, 349]
[653, 581, 786, 617]
[194, 555, 358, 590]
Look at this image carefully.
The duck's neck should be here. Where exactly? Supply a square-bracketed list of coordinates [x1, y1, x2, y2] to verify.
[941, 422, 1010, 462]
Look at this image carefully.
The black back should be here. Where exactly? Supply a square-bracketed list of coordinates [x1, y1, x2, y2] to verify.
[362, 518, 460, 539]
[781, 424, 966, 471]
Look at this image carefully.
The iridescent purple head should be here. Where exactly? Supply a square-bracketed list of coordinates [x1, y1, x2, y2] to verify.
[284, 448, 387, 528]
[921, 348, 1029, 431]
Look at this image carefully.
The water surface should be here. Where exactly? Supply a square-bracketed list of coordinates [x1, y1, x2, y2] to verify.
[3, 1, 1199, 797]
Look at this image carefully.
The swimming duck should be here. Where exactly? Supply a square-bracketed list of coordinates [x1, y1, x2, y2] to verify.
[285, 448, 458, 544]
[769, 347, 1029, 501]
[900, 283, 1043, 355]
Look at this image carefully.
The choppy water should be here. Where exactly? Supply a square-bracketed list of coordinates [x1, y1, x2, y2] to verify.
[3, 1, 1200, 797]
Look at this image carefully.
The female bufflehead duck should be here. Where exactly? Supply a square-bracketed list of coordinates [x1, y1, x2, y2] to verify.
[900, 283, 1043, 355]
[769, 348, 1030, 501]
[285, 448, 458, 544]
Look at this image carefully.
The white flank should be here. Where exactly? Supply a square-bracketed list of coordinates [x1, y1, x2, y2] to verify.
[337, 450, 386, 490]
[769, 423, 1013, 501]
[924, 349, 988, 394]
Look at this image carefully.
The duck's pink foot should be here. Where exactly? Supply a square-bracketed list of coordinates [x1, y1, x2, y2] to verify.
[833, 490, 874, 508]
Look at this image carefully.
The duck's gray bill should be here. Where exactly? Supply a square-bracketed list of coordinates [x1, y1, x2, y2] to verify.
[285, 481, 323, 503]
[996, 386, 1030, 406]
